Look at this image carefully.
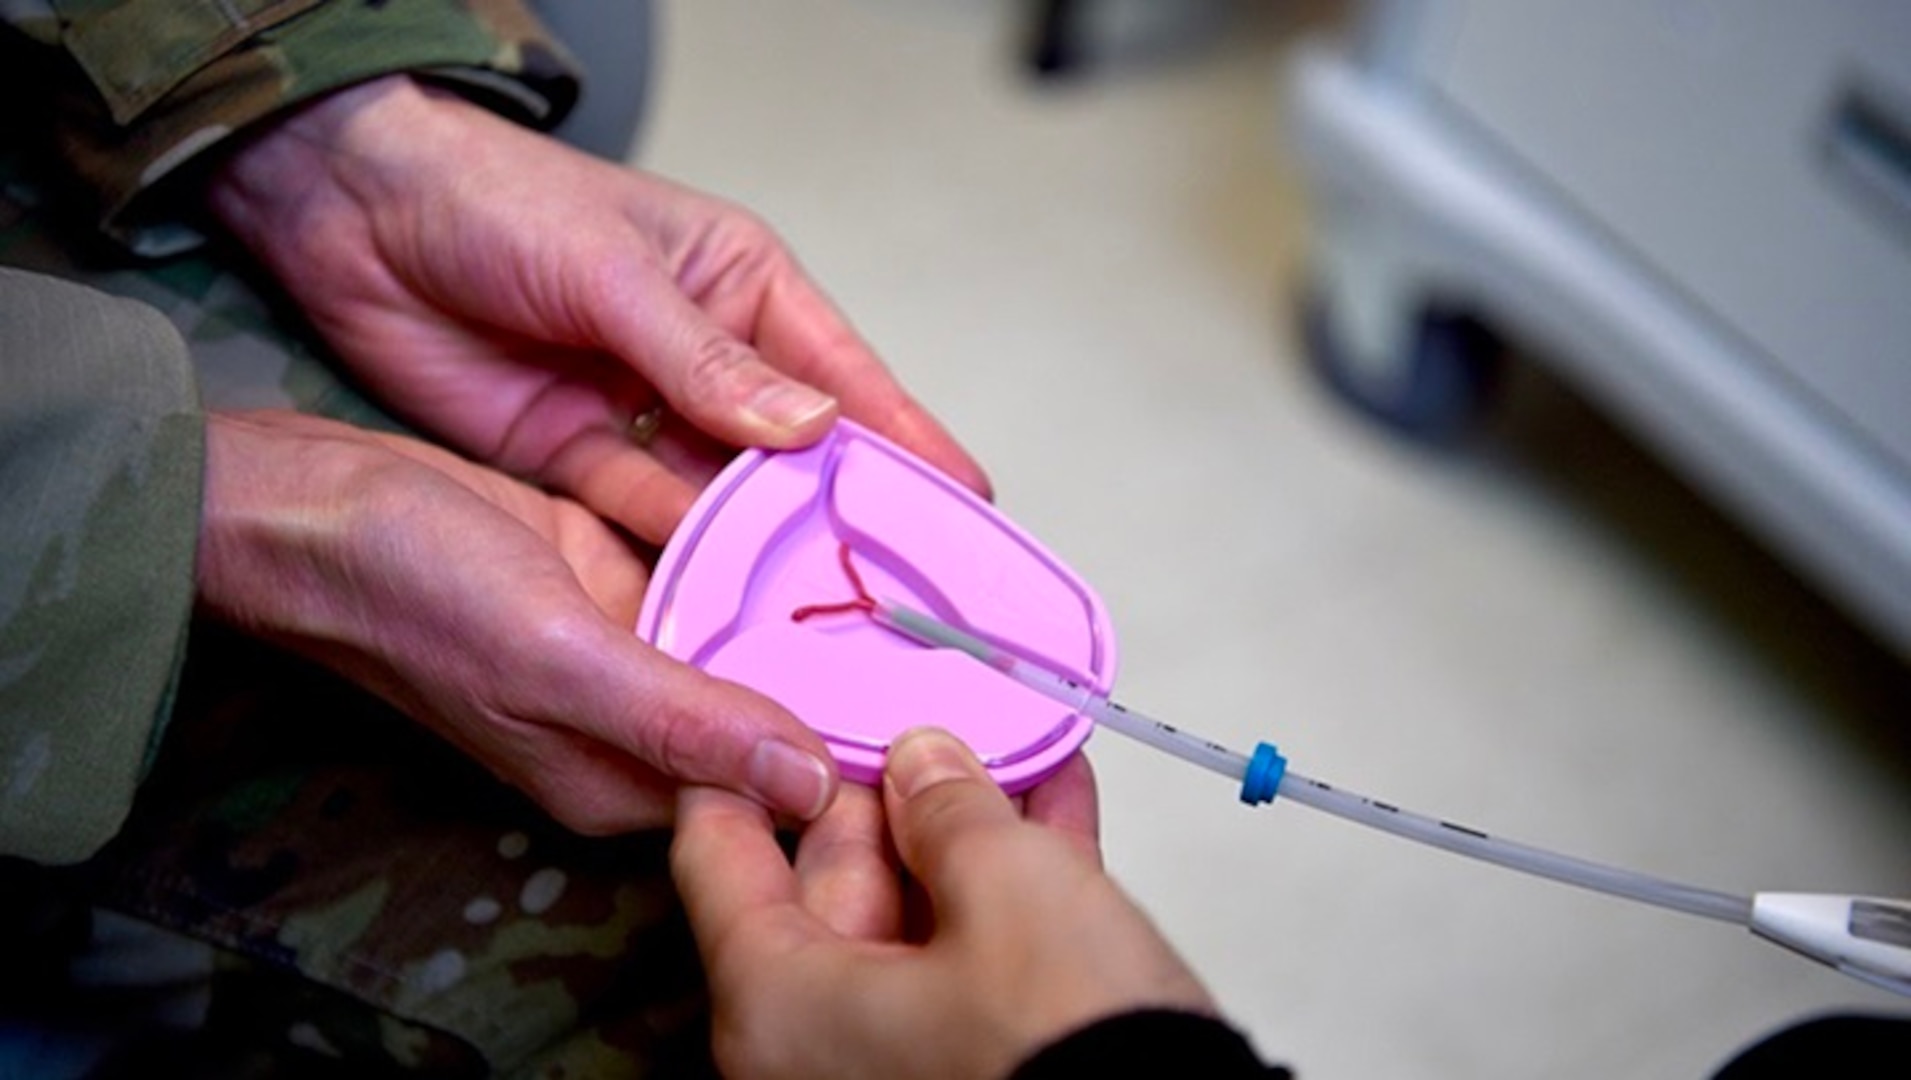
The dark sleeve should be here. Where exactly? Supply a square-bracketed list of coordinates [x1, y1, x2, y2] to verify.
[1008, 1010, 1293, 1080]
[1710, 1013, 1911, 1079]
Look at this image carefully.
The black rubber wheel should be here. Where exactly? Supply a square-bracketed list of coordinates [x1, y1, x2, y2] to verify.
[1025, 0, 1080, 78]
[1301, 291, 1505, 446]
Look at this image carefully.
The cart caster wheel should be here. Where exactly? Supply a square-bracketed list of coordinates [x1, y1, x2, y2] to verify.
[1302, 294, 1504, 445]
[1025, 0, 1081, 79]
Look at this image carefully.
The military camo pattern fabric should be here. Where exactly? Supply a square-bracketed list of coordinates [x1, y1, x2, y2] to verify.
[0, 177, 713, 1076]
[2, 0, 579, 256]
[0, 151, 405, 427]
[2, 634, 714, 1076]
[1, 3, 709, 1075]
[69, 631, 716, 1077]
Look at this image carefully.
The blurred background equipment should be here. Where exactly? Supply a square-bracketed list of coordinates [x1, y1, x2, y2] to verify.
[532, 0, 654, 159]
[1288, 0, 1911, 654]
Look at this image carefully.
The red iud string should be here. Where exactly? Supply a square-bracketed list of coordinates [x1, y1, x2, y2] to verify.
[790, 541, 879, 623]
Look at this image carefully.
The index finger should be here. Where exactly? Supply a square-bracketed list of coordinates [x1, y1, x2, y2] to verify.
[1022, 751, 1102, 867]
[671, 784, 799, 944]
[751, 271, 992, 499]
[793, 783, 903, 942]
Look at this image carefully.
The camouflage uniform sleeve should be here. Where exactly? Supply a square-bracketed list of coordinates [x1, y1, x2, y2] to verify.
[4, 0, 580, 257]
[0, 268, 204, 866]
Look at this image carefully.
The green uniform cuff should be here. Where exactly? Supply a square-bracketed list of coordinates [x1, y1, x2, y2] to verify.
[39, 0, 580, 255]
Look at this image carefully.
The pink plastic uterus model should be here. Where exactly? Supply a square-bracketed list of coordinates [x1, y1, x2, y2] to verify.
[636, 420, 1115, 792]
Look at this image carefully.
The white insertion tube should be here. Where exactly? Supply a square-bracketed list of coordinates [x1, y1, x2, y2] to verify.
[876, 603, 1911, 993]
[878, 603, 1750, 920]
[1272, 768, 1750, 923]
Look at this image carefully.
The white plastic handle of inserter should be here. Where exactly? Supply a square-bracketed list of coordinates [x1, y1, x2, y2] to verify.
[876, 601, 1911, 997]
[1751, 893, 1911, 996]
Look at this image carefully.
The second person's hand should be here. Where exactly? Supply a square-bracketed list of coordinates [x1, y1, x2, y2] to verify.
[673, 728, 1216, 1080]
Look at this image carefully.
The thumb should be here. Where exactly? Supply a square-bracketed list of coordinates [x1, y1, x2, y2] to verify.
[881, 727, 1023, 898]
[565, 628, 841, 821]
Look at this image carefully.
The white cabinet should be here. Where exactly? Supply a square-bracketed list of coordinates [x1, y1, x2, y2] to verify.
[1291, 0, 1911, 651]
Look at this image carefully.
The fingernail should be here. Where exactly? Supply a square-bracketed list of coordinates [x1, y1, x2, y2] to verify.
[745, 382, 836, 434]
[885, 728, 979, 800]
[749, 739, 835, 821]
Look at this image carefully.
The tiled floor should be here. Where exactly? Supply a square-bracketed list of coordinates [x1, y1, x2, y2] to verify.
[635, 2, 1911, 1076]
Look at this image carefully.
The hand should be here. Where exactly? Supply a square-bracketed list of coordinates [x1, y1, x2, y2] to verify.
[207, 75, 989, 545]
[672, 728, 1215, 1080]
[194, 409, 838, 829]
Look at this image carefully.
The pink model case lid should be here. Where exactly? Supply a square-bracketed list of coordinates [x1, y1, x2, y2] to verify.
[635, 419, 1115, 792]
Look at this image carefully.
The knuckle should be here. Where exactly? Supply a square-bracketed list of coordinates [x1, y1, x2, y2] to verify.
[627, 701, 717, 784]
[697, 207, 796, 293]
[906, 788, 1000, 860]
[681, 331, 755, 400]
[714, 202, 779, 251]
